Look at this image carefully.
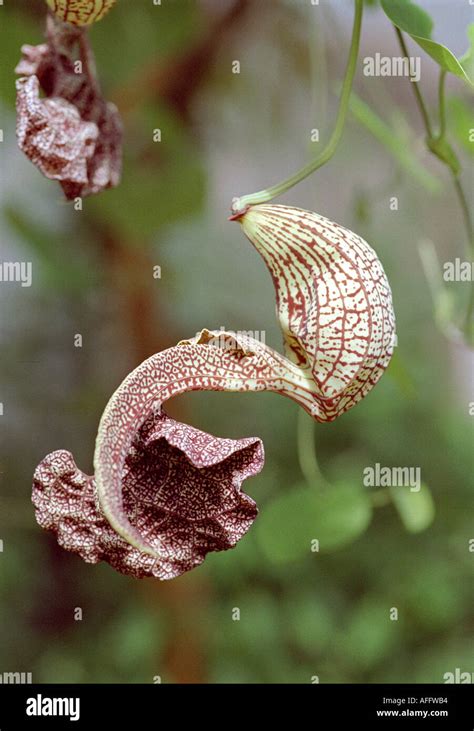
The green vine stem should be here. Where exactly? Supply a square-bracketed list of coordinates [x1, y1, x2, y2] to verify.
[236, 0, 364, 482]
[395, 27, 473, 340]
[452, 176, 474, 257]
[395, 28, 433, 137]
[395, 27, 472, 256]
[434, 69, 473, 253]
[297, 410, 327, 489]
[232, 0, 364, 212]
[437, 68, 447, 140]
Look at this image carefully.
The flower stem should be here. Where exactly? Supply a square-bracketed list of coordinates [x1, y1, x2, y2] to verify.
[394, 26, 473, 338]
[437, 68, 447, 140]
[394, 27, 472, 254]
[297, 409, 326, 489]
[452, 175, 474, 257]
[233, 0, 364, 212]
[395, 27, 433, 137]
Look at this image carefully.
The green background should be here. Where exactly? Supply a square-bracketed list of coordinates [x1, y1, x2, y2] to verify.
[0, 0, 472, 683]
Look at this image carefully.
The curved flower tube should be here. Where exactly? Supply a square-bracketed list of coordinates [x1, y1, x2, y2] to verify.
[33, 205, 396, 579]
[93, 329, 320, 559]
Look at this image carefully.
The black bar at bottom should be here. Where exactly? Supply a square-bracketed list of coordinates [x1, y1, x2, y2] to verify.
[0, 683, 471, 728]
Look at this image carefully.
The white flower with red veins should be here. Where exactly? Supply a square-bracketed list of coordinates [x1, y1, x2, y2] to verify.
[32, 205, 396, 579]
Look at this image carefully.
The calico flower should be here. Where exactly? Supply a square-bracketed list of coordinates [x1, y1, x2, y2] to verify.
[32, 206, 396, 579]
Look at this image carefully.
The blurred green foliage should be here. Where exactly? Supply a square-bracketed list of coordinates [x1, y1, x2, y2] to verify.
[0, 0, 472, 685]
[256, 482, 373, 561]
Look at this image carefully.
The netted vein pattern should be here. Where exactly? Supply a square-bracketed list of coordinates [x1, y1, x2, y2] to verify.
[46, 0, 116, 26]
[238, 205, 396, 417]
[33, 412, 262, 579]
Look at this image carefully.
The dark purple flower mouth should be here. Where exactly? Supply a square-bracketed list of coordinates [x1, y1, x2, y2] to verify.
[33, 411, 263, 580]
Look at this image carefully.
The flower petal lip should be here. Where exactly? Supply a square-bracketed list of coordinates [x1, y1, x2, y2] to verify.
[93, 330, 318, 558]
[32, 329, 317, 576]
[236, 204, 396, 411]
[32, 411, 263, 580]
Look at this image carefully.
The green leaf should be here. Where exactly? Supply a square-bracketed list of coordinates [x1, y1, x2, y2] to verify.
[380, 0, 472, 83]
[390, 483, 435, 533]
[381, 0, 433, 38]
[256, 483, 372, 564]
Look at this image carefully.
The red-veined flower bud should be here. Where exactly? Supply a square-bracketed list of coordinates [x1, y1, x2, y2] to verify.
[46, 0, 116, 26]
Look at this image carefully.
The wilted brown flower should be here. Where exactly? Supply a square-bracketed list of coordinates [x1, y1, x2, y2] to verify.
[16, 13, 122, 199]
